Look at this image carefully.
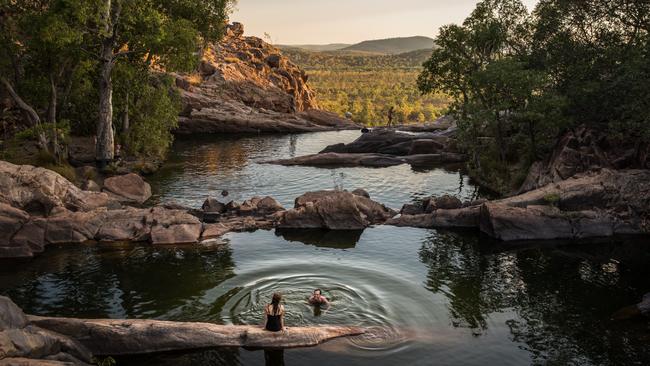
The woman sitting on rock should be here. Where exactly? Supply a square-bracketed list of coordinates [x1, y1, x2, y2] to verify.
[264, 293, 285, 332]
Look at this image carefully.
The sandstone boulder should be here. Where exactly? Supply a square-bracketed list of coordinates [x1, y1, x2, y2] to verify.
[103, 173, 151, 204]
[279, 190, 396, 230]
[0, 161, 112, 215]
[0, 296, 92, 365]
[201, 197, 227, 214]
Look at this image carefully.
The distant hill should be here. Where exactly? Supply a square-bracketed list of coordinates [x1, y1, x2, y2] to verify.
[281, 48, 432, 69]
[278, 43, 350, 52]
[342, 36, 435, 54]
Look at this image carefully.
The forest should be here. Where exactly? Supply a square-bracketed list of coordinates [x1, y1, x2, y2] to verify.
[281, 48, 449, 126]
[418, 0, 650, 193]
[0, 0, 234, 176]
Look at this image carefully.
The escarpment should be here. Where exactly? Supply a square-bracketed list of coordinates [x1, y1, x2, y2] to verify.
[173, 23, 357, 134]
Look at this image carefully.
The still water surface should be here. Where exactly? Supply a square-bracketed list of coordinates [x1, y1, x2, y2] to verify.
[1, 131, 649, 365]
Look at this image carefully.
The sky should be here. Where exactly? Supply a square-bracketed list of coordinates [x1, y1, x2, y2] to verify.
[231, 0, 540, 45]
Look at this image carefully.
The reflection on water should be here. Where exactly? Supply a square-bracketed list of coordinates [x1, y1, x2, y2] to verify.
[1, 131, 649, 365]
[148, 131, 483, 209]
[2, 228, 649, 365]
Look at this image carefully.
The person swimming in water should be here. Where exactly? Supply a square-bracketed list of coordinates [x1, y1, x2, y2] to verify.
[264, 293, 285, 332]
[308, 289, 330, 308]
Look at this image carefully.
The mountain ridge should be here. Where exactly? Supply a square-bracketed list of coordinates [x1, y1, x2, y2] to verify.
[280, 36, 435, 55]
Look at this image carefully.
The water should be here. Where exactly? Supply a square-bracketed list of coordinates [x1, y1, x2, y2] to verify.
[1, 131, 649, 365]
[147, 131, 482, 209]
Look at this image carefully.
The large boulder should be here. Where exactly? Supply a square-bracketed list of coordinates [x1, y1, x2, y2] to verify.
[278, 190, 396, 230]
[478, 169, 650, 241]
[0, 296, 92, 365]
[103, 173, 152, 204]
[0, 161, 112, 215]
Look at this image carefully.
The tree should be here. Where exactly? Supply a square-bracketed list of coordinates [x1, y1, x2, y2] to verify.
[91, 0, 234, 165]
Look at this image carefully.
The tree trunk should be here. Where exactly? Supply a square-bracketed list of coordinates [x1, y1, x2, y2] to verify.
[95, 0, 122, 165]
[0, 76, 48, 149]
[122, 89, 129, 134]
[96, 47, 115, 164]
[48, 74, 61, 161]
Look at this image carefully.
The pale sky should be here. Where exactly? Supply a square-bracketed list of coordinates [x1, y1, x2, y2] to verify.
[231, 0, 540, 45]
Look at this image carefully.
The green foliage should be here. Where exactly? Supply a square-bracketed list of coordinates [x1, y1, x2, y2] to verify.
[1, 0, 234, 163]
[418, 0, 650, 193]
[92, 356, 116, 366]
[283, 49, 448, 126]
[544, 193, 561, 206]
[121, 75, 180, 160]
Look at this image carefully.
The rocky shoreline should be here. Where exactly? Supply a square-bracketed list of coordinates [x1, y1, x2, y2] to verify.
[2, 158, 649, 260]
[0, 296, 364, 365]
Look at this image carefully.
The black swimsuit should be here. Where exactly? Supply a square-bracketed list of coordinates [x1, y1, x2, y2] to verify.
[265, 306, 282, 332]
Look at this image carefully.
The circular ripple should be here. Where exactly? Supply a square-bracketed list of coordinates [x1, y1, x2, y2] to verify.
[206, 264, 436, 353]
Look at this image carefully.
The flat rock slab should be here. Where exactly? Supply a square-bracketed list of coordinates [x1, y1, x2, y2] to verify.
[266, 152, 467, 168]
[28, 317, 365, 355]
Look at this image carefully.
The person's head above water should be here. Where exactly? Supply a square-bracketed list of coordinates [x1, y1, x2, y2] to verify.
[313, 289, 321, 295]
[269, 292, 282, 314]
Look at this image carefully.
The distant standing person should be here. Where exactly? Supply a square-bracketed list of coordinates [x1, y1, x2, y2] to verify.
[264, 293, 285, 332]
[387, 106, 395, 128]
[309, 289, 330, 308]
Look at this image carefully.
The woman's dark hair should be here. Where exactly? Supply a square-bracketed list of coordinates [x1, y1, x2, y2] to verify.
[271, 293, 282, 315]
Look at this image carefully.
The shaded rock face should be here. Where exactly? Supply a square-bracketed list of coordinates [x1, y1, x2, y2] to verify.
[103, 173, 152, 204]
[278, 190, 396, 230]
[0, 296, 93, 365]
[519, 126, 650, 193]
[390, 169, 650, 241]
[0, 161, 113, 216]
[481, 169, 650, 241]
[174, 23, 357, 134]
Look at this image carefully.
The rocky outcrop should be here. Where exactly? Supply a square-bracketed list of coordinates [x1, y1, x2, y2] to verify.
[0, 161, 113, 216]
[390, 169, 650, 241]
[29, 316, 364, 355]
[102, 173, 151, 204]
[518, 126, 650, 193]
[266, 152, 467, 168]
[174, 23, 358, 134]
[278, 190, 396, 230]
[0, 296, 93, 365]
[266, 127, 467, 168]
[0, 296, 363, 365]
